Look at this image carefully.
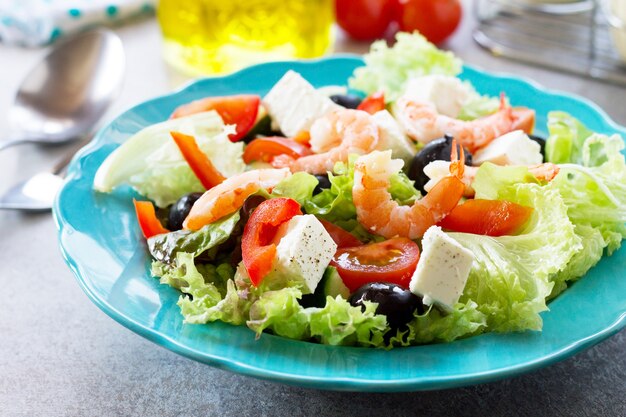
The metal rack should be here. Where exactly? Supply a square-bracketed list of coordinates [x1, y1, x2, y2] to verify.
[473, 0, 626, 85]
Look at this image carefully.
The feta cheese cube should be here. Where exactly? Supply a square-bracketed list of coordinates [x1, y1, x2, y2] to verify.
[410, 226, 474, 309]
[271, 215, 337, 294]
[422, 160, 452, 193]
[372, 110, 417, 164]
[403, 75, 471, 118]
[472, 130, 542, 166]
[262, 70, 341, 137]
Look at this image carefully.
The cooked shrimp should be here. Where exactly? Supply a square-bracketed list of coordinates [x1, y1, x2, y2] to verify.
[395, 95, 515, 153]
[423, 161, 560, 197]
[271, 109, 379, 174]
[183, 168, 291, 230]
[352, 146, 465, 239]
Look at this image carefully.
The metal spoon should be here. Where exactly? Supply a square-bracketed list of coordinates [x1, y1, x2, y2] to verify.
[0, 30, 125, 211]
[0, 137, 91, 211]
[0, 29, 125, 151]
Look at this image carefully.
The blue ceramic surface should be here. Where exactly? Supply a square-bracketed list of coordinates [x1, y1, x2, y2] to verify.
[54, 56, 626, 392]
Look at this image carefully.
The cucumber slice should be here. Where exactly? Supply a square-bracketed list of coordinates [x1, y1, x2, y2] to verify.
[242, 114, 278, 143]
[300, 267, 350, 308]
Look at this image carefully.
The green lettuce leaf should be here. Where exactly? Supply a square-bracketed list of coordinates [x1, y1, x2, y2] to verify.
[472, 163, 539, 200]
[153, 255, 252, 325]
[247, 287, 310, 340]
[349, 32, 462, 102]
[545, 116, 626, 289]
[449, 180, 581, 332]
[147, 211, 240, 264]
[270, 171, 318, 206]
[308, 296, 387, 346]
[549, 224, 606, 298]
[388, 301, 486, 346]
[93, 112, 245, 207]
[545, 111, 594, 164]
[457, 83, 502, 121]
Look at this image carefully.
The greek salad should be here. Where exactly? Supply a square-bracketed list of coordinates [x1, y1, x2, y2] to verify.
[93, 33, 626, 348]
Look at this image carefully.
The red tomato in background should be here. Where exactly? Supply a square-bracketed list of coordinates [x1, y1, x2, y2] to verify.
[335, 0, 395, 41]
[331, 237, 420, 291]
[396, 0, 462, 45]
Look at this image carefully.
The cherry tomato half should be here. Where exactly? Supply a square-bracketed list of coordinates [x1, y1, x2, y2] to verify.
[170, 95, 260, 142]
[243, 136, 313, 164]
[331, 237, 420, 292]
[335, 0, 395, 41]
[438, 199, 533, 236]
[397, 0, 462, 45]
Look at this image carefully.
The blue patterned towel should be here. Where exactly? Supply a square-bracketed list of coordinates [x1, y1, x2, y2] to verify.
[0, 0, 155, 47]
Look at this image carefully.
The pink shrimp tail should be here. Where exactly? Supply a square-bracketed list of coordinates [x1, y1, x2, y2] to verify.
[499, 93, 514, 122]
[449, 138, 465, 179]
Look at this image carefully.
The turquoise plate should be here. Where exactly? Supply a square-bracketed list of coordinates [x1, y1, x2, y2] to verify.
[54, 56, 626, 392]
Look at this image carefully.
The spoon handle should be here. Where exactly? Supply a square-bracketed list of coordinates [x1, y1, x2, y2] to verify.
[0, 138, 29, 152]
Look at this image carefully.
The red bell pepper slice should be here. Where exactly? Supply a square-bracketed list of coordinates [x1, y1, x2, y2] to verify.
[243, 136, 313, 164]
[170, 95, 261, 142]
[357, 91, 385, 115]
[171, 131, 226, 190]
[241, 198, 302, 286]
[438, 199, 534, 236]
[133, 199, 169, 239]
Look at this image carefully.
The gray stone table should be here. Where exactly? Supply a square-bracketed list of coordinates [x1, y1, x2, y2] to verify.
[1, 5, 625, 417]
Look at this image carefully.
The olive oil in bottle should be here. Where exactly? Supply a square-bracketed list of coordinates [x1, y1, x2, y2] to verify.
[157, 0, 335, 75]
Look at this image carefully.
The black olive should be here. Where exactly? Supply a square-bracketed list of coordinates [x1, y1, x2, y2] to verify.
[408, 134, 473, 194]
[313, 174, 332, 195]
[168, 192, 203, 231]
[349, 282, 424, 330]
[241, 194, 267, 221]
[241, 115, 282, 143]
[330, 94, 362, 109]
[529, 134, 546, 161]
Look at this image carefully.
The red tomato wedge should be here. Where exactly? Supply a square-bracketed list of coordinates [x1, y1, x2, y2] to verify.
[241, 198, 302, 286]
[319, 218, 363, 248]
[438, 199, 533, 236]
[511, 107, 536, 134]
[170, 131, 226, 190]
[243, 136, 313, 164]
[331, 238, 420, 292]
[357, 91, 385, 115]
[133, 199, 169, 239]
[170, 95, 261, 142]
